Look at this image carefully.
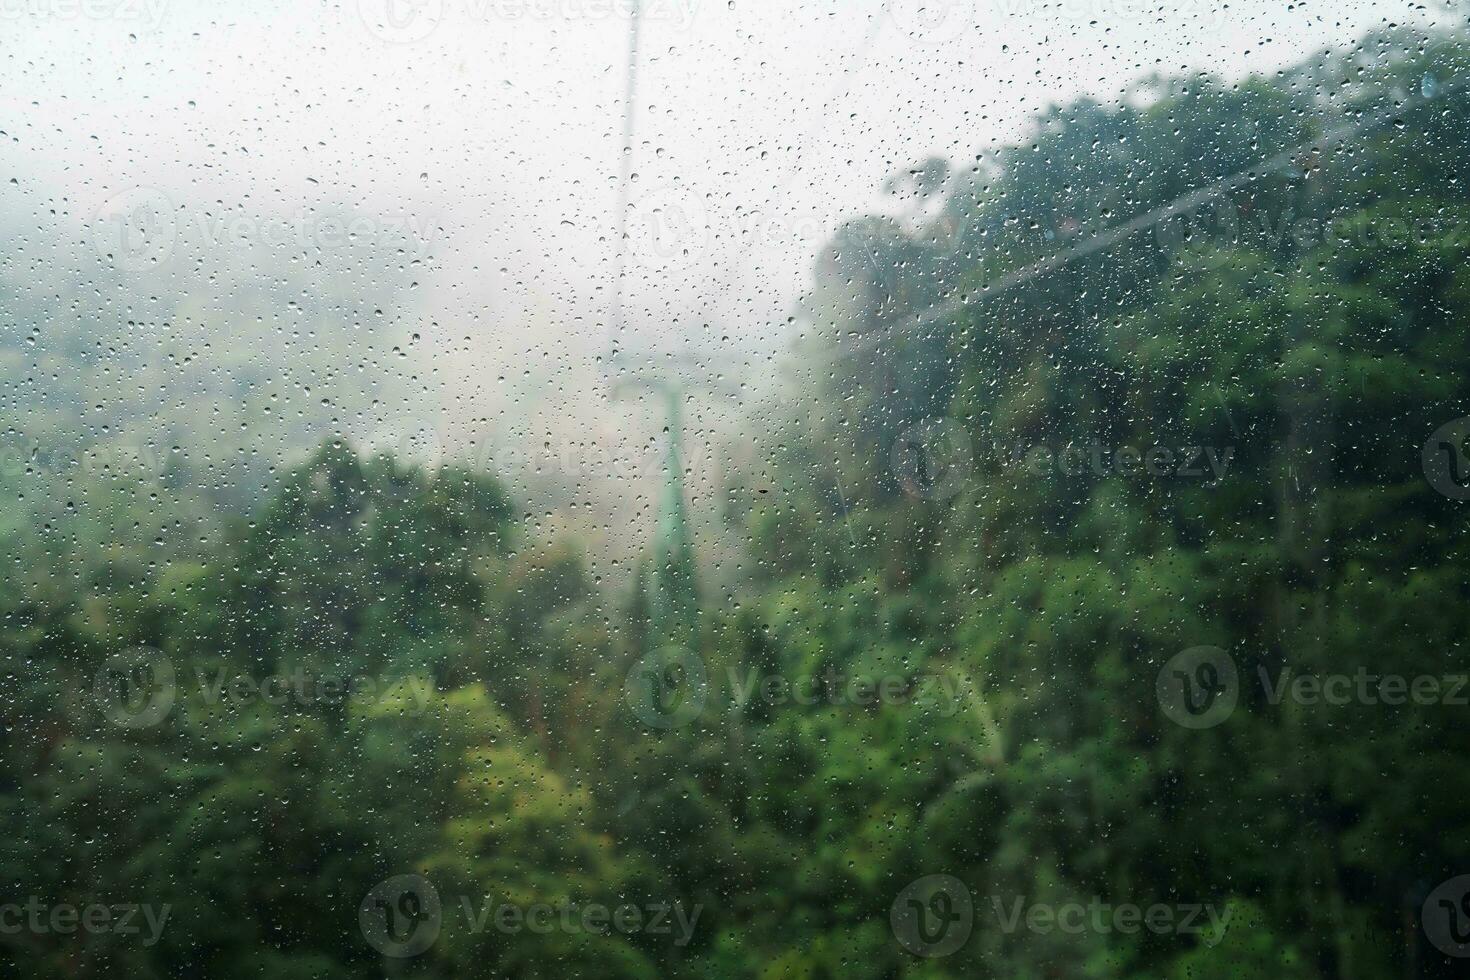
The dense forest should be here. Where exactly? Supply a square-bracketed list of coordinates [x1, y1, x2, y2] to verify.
[3, 23, 1469, 980]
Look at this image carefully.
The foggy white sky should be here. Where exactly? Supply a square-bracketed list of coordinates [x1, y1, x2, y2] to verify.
[2, 0, 1438, 351]
[0, 0, 1448, 570]
[0, 0, 1445, 477]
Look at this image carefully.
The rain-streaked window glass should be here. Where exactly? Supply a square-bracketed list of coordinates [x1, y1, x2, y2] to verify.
[3, 1, 1468, 976]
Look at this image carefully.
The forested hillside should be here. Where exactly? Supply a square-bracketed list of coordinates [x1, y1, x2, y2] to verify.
[3, 24, 1468, 980]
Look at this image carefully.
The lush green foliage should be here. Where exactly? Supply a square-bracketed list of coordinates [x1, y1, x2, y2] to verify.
[2, 26, 1467, 979]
